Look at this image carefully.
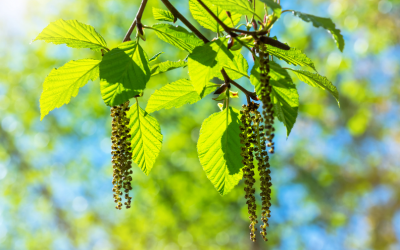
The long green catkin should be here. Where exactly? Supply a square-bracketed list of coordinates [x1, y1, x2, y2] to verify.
[240, 103, 257, 242]
[110, 101, 133, 210]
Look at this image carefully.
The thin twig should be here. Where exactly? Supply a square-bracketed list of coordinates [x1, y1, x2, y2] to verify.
[159, 0, 257, 100]
[197, 0, 233, 34]
[123, 0, 149, 42]
[221, 69, 232, 88]
[160, 0, 210, 43]
[230, 79, 257, 101]
[281, 9, 294, 14]
[197, 0, 265, 37]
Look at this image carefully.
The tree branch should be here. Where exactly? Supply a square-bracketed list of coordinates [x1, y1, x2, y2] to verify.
[123, 0, 149, 42]
[159, 0, 258, 101]
[160, 0, 210, 43]
[196, 0, 288, 51]
[281, 9, 294, 14]
[230, 79, 258, 101]
[196, 0, 265, 37]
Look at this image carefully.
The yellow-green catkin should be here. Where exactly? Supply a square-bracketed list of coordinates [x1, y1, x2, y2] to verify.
[254, 40, 274, 241]
[110, 101, 133, 210]
[255, 41, 275, 154]
[240, 103, 258, 242]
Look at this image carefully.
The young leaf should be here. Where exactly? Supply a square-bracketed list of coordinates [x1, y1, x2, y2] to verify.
[148, 52, 164, 63]
[207, 0, 257, 17]
[33, 19, 108, 51]
[286, 68, 339, 105]
[146, 79, 217, 113]
[250, 60, 298, 136]
[127, 101, 163, 175]
[151, 60, 188, 76]
[40, 59, 100, 120]
[152, 7, 175, 22]
[213, 90, 228, 101]
[149, 24, 204, 53]
[197, 107, 244, 195]
[258, 0, 282, 17]
[265, 46, 317, 71]
[222, 51, 249, 80]
[188, 38, 235, 97]
[100, 41, 150, 106]
[213, 90, 239, 101]
[189, 0, 242, 33]
[291, 11, 345, 52]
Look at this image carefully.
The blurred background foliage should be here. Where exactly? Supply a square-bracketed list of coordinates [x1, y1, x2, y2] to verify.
[1, 0, 400, 249]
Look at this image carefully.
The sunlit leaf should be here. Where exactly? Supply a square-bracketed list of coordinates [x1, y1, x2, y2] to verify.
[292, 11, 345, 52]
[222, 51, 249, 80]
[188, 38, 235, 97]
[40, 59, 100, 120]
[197, 107, 243, 195]
[266, 46, 317, 71]
[149, 52, 164, 63]
[286, 68, 340, 105]
[189, 0, 242, 33]
[100, 41, 150, 106]
[33, 19, 108, 51]
[152, 7, 175, 22]
[259, 0, 282, 17]
[127, 101, 163, 175]
[146, 79, 217, 113]
[207, 0, 256, 17]
[150, 24, 204, 53]
[150, 60, 188, 76]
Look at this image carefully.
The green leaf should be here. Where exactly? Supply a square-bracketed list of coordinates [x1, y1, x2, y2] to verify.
[266, 46, 317, 71]
[40, 59, 100, 120]
[258, 0, 282, 17]
[222, 51, 249, 80]
[207, 0, 257, 17]
[150, 60, 188, 76]
[127, 101, 163, 175]
[213, 90, 228, 101]
[152, 7, 175, 22]
[146, 79, 217, 113]
[250, 60, 298, 136]
[213, 90, 238, 101]
[100, 41, 150, 106]
[188, 38, 235, 97]
[189, 0, 242, 33]
[149, 24, 204, 53]
[286, 68, 340, 105]
[292, 11, 345, 52]
[197, 107, 244, 195]
[33, 19, 108, 51]
[149, 52, 164, 63]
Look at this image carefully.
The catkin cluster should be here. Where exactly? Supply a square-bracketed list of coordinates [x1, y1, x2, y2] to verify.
[110, 101, 133, 210]
[240, 103, 257, 242]
[255, 41, 275, 154]
[240, 100, 273, 242]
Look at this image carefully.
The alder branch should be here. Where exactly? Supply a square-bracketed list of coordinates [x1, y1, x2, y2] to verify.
[159, 0, 257, 100]
[196, 0, 289, 50]
[123, 0, 149, 42]
[230, 79, 258, 101]
[281, 10, 294, 14]
[196, 0, 265, 37]
[160, 0, 210, 43]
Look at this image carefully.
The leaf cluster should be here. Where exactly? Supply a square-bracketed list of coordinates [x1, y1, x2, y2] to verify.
[34, 0, 343, 195]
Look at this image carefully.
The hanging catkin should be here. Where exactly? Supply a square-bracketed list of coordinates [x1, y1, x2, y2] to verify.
[240, 103, 257, 242]
[110, 101, 133, 209]
[255, 41, 275, 154]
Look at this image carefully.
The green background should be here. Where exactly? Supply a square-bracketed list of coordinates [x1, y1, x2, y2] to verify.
[0, 0, 399, 249]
